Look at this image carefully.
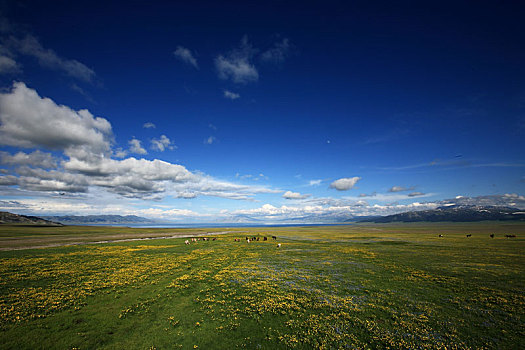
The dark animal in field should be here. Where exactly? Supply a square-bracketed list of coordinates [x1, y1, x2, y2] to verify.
[212, 237, 217, 241]
[439, 234, 443, 237]
[263, 237, 267, 241]
[272, 236, 277, 240]
[490, 234, 494, 238]
[277, 243, 281, 248]
[466, 234, 472, 237]
[505, 234, 516, 238]
[256, 237, 260, 241]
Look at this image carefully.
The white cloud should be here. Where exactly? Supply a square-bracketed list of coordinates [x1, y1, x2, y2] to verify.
[442, 193, 525, 208]
[389, 185, 415, 192]
[9, 35, 95, 82]
[177, 192, 197, 199]
[261, 38, 290, 63]
[223, 90, 240, 100]
[282, 191, 310, 200]
[0, 55, 19, 73]
[0, 197, 203, 220]
[0, 82, 111, 154]
[308, 179, 322, 186]
[0, 83, 284, 203]
[205, 136, 216, 145]
[215, 36, 258, 84]
[0, 150, 57, 168]
[228, 200, 446, 223]
[330, 177, 361, 191]
[151, 135, 175, 152]
[113, 148, 128, 158]
[143, 122, 156, 129]
[174, 46, 198, 68]
[128, 138, 147, 155]
[408, 191, 425, 197]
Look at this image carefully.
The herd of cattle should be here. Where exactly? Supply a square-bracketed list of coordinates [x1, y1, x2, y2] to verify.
[183, 232, 519, 246]
[185, 235, 282, 247]
[438, 234, 517, 238]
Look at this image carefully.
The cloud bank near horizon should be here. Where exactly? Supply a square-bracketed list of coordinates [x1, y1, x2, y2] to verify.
[0, 82, 277, 201]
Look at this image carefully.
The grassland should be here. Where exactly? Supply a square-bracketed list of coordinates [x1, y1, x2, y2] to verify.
[0, 222, 524, 349]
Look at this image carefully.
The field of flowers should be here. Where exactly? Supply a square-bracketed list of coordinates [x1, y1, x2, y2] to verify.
[0, 223, 524, 349]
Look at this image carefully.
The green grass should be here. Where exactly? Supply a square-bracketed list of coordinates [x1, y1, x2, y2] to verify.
[0, 223, 524, 349]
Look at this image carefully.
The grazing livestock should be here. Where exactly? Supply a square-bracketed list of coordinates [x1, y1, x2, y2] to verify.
[277, 243, 281, 248]
[185, 240, 190, 245]
[490, 234, 494, 238]
[439, 234, 443, 237]
[272, 236, 277, 240]
[505, 234, 516, 238]
[212, 237, 217, 241]
[466, 234, 472, 237]
[263, 237, 267, 241]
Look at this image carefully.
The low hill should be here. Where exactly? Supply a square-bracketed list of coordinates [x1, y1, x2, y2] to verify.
[41, 215, 156, 225]
[0, 211, 63, 226]
[360, 205, 525, 223]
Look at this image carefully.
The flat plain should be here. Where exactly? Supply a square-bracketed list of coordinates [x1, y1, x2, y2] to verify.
[0, 223, 524, 349]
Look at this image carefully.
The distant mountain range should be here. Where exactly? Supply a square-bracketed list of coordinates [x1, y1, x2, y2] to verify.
[2, 205, 525, 226]
[41, 215, 156, 225]
[0, 211, 63, 226]
[359, 205, 525, 223]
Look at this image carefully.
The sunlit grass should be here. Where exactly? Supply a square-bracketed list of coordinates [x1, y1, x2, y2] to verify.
[0, 223, 523, 348]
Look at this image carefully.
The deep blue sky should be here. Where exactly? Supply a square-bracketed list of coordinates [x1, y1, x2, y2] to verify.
[0, 1, 524, 222]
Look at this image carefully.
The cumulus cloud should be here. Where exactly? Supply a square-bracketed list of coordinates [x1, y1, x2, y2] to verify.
[0, 82, 111, 154]
[143, 122, 156, 129]
[151, 135, 175, 152]
[113, 148, 128, 158]
[8, 35, 95, 82]
[223, 90, 240, 100]
[261, 38, 290, 63]
[226, 193, 525, 223]
[128, 138, 147, 155]
[282, 191, 310, 200]
[0, 150, 57, 168]
[330, 177, 361, 191]
[228, 201, 441, 223]
[0, 197, 204, 220]
[0, 83, 280, 202]
[389, 185, 415, 192]
[215, 36, 258, 84]
[174, 46, 198, 68]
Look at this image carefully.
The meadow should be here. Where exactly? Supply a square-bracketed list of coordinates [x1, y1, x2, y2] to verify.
[0, 223, 524, 349]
